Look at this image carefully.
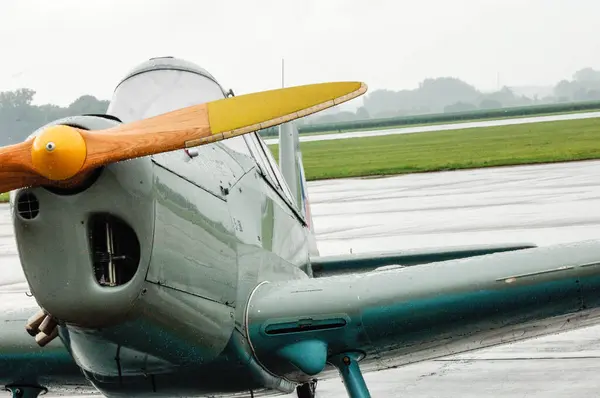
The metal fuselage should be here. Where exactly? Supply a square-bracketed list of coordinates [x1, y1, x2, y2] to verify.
[9, 59, 312, 397]
[11, 58, 600, 398]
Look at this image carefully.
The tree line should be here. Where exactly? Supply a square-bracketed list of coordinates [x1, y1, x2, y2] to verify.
[298, 67, 600, 126]
[0, 89, 108, 146]
[1, 67, 599, 145]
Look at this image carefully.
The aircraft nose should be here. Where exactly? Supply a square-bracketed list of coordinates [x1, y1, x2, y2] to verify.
[12, 156, 155, 329]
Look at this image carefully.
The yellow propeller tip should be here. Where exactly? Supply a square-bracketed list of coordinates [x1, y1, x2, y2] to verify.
[206, 81, 368, 138]
[31, 125, 87, 181]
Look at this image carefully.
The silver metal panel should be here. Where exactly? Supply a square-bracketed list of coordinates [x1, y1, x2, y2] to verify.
[147, 165, 237, 306]
[12, 116, 155, 328]
[229, 170, 309, 269]
[152, 144, 243, 200]
[131, 281, 236, 365]
[228, 171, 309, 329]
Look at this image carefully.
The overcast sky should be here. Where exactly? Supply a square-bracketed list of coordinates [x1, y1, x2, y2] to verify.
[1, 0, 599, 106]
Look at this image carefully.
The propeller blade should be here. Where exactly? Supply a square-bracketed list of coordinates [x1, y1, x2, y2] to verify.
[77, 81, 367, 170]
[1, 81, 367, 191]
[0, 140, 46, 193]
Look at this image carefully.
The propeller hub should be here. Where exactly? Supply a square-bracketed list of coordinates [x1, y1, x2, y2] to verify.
[31, 125, 87, 181]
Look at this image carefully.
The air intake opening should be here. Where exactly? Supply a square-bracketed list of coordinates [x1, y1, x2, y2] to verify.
[264, 318, 347, 335]
[88, 214, 141, 287]
[16, 191, 40, 220]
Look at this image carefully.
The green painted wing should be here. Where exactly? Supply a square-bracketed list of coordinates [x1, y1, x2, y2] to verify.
[247, 241, 600, 381]
[0, 286, 89, 392]
[310, 242, 536, 277]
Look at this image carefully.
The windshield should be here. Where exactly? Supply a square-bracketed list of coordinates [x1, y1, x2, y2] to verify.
[107, 69, 225, 123]
[106, 67, 252, 156]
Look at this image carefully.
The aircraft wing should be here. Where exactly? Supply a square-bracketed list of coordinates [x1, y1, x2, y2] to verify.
[0, 285, 88, 392]
[310, 242, 537, 277]
[247, 240, 600, 382]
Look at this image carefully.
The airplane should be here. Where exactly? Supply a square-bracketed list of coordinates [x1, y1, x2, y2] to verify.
[2, 56, 600, 398]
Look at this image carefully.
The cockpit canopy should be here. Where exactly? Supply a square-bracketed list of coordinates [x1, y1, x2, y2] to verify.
[110, 57, 298, 215]
[107, 57, 228, 123]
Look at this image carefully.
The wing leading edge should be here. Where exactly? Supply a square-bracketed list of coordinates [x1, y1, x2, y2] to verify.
[0, 290, 90, 393]
[310, 242, 537, 277]
[247, 240, 600, 382]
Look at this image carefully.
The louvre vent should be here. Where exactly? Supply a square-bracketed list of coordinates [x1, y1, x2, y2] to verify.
[88, 214, 141, 287]
[16, 192, 39, 220]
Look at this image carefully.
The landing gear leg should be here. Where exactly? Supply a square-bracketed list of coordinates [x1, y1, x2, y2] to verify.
[296, 379, 317, 398]
[329, 352, 371, 398]
[4, 385, 47, 398]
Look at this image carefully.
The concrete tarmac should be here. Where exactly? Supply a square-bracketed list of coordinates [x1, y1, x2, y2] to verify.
[288, 159, 600, 397]
[4, 160, 600, 396]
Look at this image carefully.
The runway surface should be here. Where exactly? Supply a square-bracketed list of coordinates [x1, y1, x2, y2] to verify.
[264, 111, 600, 144]
[289, 159, 600, 397]
[4, 160, 600, 396]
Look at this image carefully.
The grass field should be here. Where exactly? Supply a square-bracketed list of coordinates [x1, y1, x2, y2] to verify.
[295, 100, 600, 134]
[0, 192, 8, 203]
[269, 117, 600, 181]
[1, 117, 598, 204]
[297, 109, 597, 137]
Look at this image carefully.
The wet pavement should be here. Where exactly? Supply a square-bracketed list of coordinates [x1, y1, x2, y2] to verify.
[4, 160, 600, 396]
[292, 159, 600, 397]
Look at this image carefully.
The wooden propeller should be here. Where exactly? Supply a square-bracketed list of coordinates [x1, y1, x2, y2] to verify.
[0, 81, 367, 193]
